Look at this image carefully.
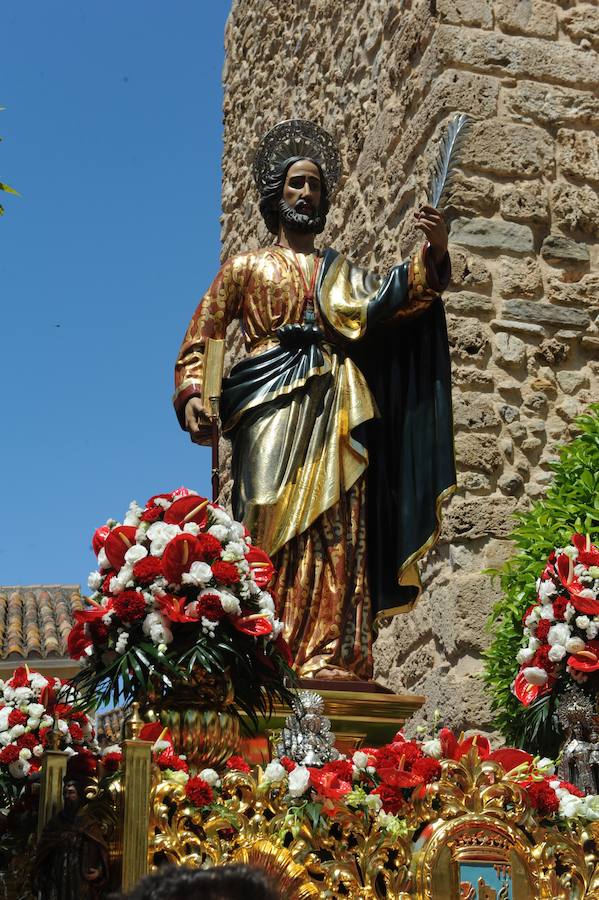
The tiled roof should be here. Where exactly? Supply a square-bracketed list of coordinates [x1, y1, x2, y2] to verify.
[97, 707, 125, 746]
[0, 586, 83, 660]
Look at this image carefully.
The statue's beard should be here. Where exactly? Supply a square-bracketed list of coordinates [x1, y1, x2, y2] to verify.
[278, 199, 326, 235]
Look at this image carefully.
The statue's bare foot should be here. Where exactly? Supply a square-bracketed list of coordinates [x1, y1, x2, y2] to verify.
[308, 665, 362, 681]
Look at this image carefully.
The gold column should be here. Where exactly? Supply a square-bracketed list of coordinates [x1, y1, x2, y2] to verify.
[121, 738, 153, 892]
[37, 750, 68, 839]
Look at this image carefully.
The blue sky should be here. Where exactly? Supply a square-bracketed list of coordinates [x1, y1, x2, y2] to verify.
[1, 2, 230, 590]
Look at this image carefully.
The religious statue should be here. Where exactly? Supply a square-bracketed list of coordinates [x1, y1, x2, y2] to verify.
[33, 778, 110, 900]
[174, 120, 455, 681]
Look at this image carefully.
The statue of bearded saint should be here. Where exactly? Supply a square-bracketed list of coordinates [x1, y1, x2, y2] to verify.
[174, 120, 456, 682]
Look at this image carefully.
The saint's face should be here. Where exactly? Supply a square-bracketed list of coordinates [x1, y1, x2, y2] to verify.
[283, 159, 322, 218]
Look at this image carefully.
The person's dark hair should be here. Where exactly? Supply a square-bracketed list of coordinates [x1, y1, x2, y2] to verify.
[108, 863, 281, 900]
[259, 155, 330, 235]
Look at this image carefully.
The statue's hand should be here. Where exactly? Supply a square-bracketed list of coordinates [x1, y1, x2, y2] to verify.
[185, 397, 210, 444]
[414, 205, 448, 264]
[84, 867, 102, 882]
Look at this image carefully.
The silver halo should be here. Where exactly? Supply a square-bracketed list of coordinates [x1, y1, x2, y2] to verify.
[252, 119, 341, 194]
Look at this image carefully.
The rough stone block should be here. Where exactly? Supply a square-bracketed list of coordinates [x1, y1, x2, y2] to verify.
[453, 367, 494, 387]
[437, 0, 493, 28]
[499, 182, 549, 223]
[441, 495, 519, 541]
[460, 120, 553, 178]
[450, 217, 534, 253]
[455, 433, 502, 473]
[562, 4, 599, 51]
[541, 234, 590, 266]
[444, 292, 495, 316]
[459, 471, 492, 492]
[493, 332, 527, 367]
[453, 393, 500, 431]
[444, 172, 497, 217]
[437, 25, 599, 89]
[551, 183, 599, 235]
[547, 273, 599, 308]
[536, 338, 569, 365]
[505, 80, 599, 128]
[557, 129, 599, 183]
[496, 256, 543, 298]
[495, 0, 557, 38]
[556, 370, 590, 394]
[447, 316, 490, 359]
[491, 318, 545, 336]
[503, 300, 590, 328]
[449, 247, 492, 290]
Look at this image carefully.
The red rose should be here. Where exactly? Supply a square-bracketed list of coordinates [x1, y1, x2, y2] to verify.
[371, 784, 405, 815]
[536, 619, 551, 642]
[8, 668, 29, 689]
[226, 755, 251, 773]
[67, 623, 92, 660]
[195, 533, 222, 562]
[0, 745, 21, 765]
[113, 591, 147, 622]
[197, 593, 226, 621]
[412, 757, 442, 784]
[280, 756, 296, 772]
[553, 596, 569, 622]
[102, 752, 122, 773]
[141, 506, 162, 523]
[16, 734, 37, 751]
[69, 723, 84, 742]
[133, 556, 163, 585]
[8, 710, 28, 728]
[185, 776, 214, 808]
[526, 780, 559, 815]
[211, 560, 240, 586]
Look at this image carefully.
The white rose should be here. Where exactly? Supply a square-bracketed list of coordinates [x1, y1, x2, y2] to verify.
[27, 718, 41, 730]
[262, 761, 286, 785]
[88, 571, 103, 591]
[207, 524, 228, 542]
[124, 544, 148, 565]
[522, 667, 548, 686]
[536, 758, 555, 776]
[9, 725, 26, 740]
[560, 795, 583, 818]
[588, 623, 599, 639]
[18, 748, 31, 761]
[33, 745, 44, 758]
[213, 591, 241, 616]
[182, 562, 213, 586]
[578, 795, 599, 822]
[517, 647, 535, 665]
[576, 616, 590, 630]
[28, 703, 45, 720]
[538, 580, 557, 601]
[548, 623, 570, 647]
[287, 765, 310, 798]
[566, 637, 586, 654]
[8, 759, 30, 779]
[539, 604, 555, 621]
[548, 645, 566, 662]
[352, 751, 369, 770]
[198, 768, 221, 787]
[422, 739, 443, 759]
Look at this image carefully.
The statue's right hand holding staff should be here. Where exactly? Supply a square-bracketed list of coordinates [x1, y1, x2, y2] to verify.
[185, 397, 210, 444]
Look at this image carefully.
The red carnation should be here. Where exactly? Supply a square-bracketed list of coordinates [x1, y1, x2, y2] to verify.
[526, 780, 559, 816]
[102, 572, 116, 594]
[390, 741, 423, 766]
[113, 591, 147, 622]
[16, 734, 37, 751]
[309, 767, 352, 800]
[536, 619, 551, 642]
[141, 506, 162, 523]
[371, 784, 405, 815]
[553, 596, 569, 622]
[559, 780, 585, 798]
[185, 776, 214, 808]
[156, 750, 188, 773]
[321, 759, 354, 782]
[8, 668, 29, 689]
[89, 620, 110, 644]
[195, 533, 222, 562]
[226, 755, 251, 773]
[39, 727, 50, 748]
[197, 593, 226, 621]
[0, 745, 21, 765]
[374, 746, 403, 771]
[69, 722, 84, 742]
[280, 756, 296, 772]
[102, 752, 122, 773]
[211, 560, 240, 586]
[133, 556, 163, 585]
[532, 645, 552, 672]
[412, 757, 442, 784]
[8, 710, 28, 728]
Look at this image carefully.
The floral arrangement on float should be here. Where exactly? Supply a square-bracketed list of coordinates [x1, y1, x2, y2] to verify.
[0, 666, 97, 801]
[485, 404, 599, 755]
[68, 488, 295, 733]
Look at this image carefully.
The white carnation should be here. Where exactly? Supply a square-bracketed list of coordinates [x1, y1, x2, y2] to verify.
[182, 562, 213, 586]
[228, 522, 245, 541]
[98, 547, 111, 571]
[8, 759, 30, 779]
[14, 687, 32, 703]
[522, 666, 548, 686]
[207, 524, 228, 542]
[422, 739, 443, 759]
[0, 733, 11, 747]
[287, 765, 310, 798]
[124, 544, 148, 565]
[9, 725, 26, 740]
[539, 605, 555, 622]
[29, 674, 48, 693]
[262, 761, 286, 785]
[209, 507, 232, 527]
[123, 500, 143, 526]
[547, 623, 570, 646]
[146, 522, 181, 557]
[217, 591, 241, 616]
[538, 580, 557, 601]
[258, 591, 275, 615]
[88, 571, 103, 590]
[560, 794, 583, 818]
[182, 522, 200, 536]
[33, 745, 44, 758]
[198, 768, 221, 787]
[365, 793, 382, 812]
[153, 497, 172, 510]
[18, 748, 32, 761]
[27, 718, 41, 730]
[516, 647, 535, 665]
[221, 541, 246, 562]
[28, 703, 45, 719]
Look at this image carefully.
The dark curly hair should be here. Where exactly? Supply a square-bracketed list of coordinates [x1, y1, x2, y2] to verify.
[108, 864, 281, 900]
[259, 155, 330, 235]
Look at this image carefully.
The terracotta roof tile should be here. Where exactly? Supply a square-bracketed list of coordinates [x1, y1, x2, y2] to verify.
[0, 586, 83, 660]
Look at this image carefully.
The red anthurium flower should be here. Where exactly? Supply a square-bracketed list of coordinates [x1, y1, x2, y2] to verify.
[104, 526, 138, 570]
[40, 682, 57, 715]
[163, 495, 209, 527]
[572, 534, 599, 567]
[439, 728, 458, 759]
[146, 492, 174, 508]
[487, 747, 533, 773]
[75, 597, 113, 624]
[157, 594, 198, 624]
[138, 723, 172, 745]
[246, 547, 275, 588]
[162, 533, 201, 584]
[308, 768, 352, 800]
[232, 614, 273, 637]
[274, 633, 293, 666]
[67, 623, 92, 660]
[456, 734, 491, 760]
[378, 767, 422, 788]
[92, 525, 111, 556]
[513, 670, 554, 707]
[569, 589, 599, 616]
[8, 667, 29, 689]
[567, 639, 599, 673]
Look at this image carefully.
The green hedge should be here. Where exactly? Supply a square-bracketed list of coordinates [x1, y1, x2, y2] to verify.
[484, 404, 599, 756]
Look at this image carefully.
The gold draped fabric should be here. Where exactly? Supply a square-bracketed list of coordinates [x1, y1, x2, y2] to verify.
[174, 245, 438, 678]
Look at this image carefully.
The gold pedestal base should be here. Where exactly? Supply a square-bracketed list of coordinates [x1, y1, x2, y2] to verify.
[241, 681, 425, 763]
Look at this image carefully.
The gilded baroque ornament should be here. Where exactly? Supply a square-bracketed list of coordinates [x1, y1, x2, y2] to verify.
[147, 751, 599, 899]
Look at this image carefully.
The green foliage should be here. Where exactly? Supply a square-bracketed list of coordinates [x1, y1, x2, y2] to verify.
[484, 404, 599, 755]
[0, 107, 19, 215]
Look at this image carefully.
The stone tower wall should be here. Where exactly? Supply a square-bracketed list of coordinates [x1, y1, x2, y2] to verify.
[219, 0, 599, 735]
